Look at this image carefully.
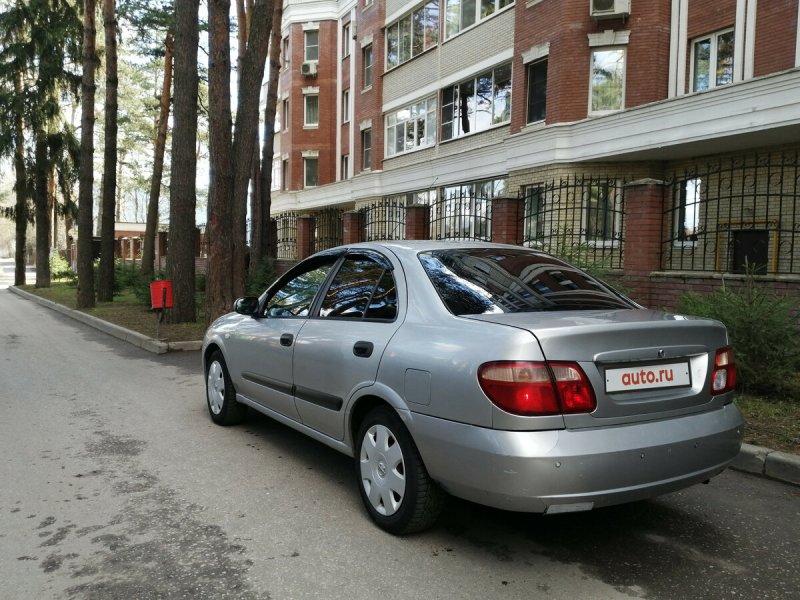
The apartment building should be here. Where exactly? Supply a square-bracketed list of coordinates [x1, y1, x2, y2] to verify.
[271, 0, 800, 307]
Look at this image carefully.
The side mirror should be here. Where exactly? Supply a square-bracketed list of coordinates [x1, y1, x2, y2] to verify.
[233, 296, 260, 317]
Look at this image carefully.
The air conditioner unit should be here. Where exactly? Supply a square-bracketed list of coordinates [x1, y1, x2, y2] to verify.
[301, 61, 318, 76]
[591, 0, 630, 19]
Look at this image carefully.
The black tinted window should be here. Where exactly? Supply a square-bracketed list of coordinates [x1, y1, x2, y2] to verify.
[320, 256, 397, 320]
[419, 249, 633, 316]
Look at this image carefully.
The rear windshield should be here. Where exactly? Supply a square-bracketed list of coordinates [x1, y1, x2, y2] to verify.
[419, 249, 634, 316]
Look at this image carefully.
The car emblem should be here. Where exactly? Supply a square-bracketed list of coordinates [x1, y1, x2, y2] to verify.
[658, 349, 665, 358]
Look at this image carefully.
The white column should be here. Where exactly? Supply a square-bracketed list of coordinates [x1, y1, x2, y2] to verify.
[668, 0, 681, 97]
[675, 0, 689, 96]
[744, 0, 757, 79]
[796, 0, 800, 66]
[734, 0, 747, 82]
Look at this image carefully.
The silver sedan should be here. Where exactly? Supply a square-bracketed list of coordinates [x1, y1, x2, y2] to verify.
[202, 241, 744, 534]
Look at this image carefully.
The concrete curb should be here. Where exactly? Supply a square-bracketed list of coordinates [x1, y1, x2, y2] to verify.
[731, 443, 800, 486]
[8, 285, 799, 488]
[9, 286, 203, 355]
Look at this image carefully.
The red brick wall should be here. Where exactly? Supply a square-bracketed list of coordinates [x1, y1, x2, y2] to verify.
[687, 0, 737, 38]
[754, 0, 798, 76]
[512, 0, 672, 132]
[353, 0, 385, 174]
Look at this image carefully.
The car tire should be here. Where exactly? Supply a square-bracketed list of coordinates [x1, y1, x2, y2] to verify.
[206, 350, 247, 426]
[355, 406, 444, 534]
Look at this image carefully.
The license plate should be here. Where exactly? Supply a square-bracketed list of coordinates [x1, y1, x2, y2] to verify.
[605, 362, 691, 393]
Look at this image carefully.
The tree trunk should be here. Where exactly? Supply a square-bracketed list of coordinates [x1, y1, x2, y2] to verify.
[77, 0, 97, 308]
[230, 0, 273, 298]
[252, 0, 283, 271]
[167, 0, 199, 323]
[34, 133, 51, 288]
[13, 69, 27, 286]
[98, 0, 119, 301]
[205, 0, 236, 324]
[141, 31, 174, 279]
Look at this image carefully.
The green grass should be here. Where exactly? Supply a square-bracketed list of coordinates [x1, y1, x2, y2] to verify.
[21, 283, 207, 342]
[736, 395, 800, 454]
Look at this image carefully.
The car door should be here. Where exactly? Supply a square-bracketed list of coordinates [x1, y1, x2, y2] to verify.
[292, 251, 403, 441]
[228, 254, 340, 420]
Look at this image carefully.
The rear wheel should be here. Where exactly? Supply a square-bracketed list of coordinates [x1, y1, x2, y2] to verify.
[206, 351, 247, 425]
[355, 406, 444, 534]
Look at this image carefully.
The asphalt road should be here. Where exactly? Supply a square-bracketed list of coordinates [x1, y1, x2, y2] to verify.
[1, 279, 798, 600]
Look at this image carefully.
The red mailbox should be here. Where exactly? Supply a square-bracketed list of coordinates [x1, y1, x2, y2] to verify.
[150, 280, 174, 310]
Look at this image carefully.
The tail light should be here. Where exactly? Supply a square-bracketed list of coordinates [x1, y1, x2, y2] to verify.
[478, 361, 596, 416]
[711, 346, 736, 395]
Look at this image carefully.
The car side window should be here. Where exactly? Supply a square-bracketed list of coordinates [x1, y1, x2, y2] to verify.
[264, 261, 335, 318]
[320, 256, 397, 320]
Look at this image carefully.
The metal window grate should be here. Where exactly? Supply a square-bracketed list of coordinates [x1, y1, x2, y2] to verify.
[314, 208, 344, 252]
[663, 151, 800, 275]
[361, 199, 408, 241]
[274, 212, 298, 260]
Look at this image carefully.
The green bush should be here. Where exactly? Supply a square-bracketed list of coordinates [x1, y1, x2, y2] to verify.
[50, 254, 76, 283]
[247, 258, 278, 296]
[678, 275, 800, 397]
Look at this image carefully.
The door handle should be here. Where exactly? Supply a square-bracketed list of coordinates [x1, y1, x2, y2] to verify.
[280, 333, 294, 347]
[353, 341, 374, 358]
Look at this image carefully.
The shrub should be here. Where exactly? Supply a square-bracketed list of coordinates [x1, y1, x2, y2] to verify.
[247, 258, 278, 296]
[50, 254, 76, 283]
[678, 275, 800, 398]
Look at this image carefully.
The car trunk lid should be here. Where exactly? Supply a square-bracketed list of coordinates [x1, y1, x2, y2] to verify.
[465, 309, 730, 427]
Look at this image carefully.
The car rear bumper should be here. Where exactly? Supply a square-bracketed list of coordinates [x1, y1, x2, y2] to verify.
[409, 403, 745, 513]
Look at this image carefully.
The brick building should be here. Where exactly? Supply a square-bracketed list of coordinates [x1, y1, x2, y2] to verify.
[270, 0, 800, 308]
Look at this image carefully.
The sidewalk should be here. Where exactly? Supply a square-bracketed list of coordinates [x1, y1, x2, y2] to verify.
[8, 284, 202, 355]
[7, 282, 800, 489]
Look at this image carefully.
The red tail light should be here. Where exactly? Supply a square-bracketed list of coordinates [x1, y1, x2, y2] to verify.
[711, 346, 736, 395]
[478, 361, 596, 416]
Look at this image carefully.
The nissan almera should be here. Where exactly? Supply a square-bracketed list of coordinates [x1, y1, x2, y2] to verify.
[202, 241, 744, 534]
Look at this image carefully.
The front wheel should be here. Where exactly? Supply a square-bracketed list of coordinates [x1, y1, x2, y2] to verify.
[206, 351, 247, 425]
[355, 406, 444, 534]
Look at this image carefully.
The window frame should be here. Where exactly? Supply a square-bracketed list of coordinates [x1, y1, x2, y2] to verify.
[589, 46, 626, 115]
[444, 0, 514, 40]
[526, 58, 547, 125]
[342, 23, 351, 58]
[317, 254, 399, 322]
[673, 177, 702, 247]
[304, 30, 319, 62]
[304, 94, 319, 127]
[386, 1, 440, 71]
[583, 180, 622, 247]
[690, 28, 735, 93]
[304, 157, 319, 188]
[385, 95, 437, 158]
[361, 128, 372, 170]
[342, 88, 350, 123]
[440, 62, 512, 142]
[362, 44, 374, 89]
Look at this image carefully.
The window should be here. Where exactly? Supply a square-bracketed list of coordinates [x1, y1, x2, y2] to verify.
[342, 23, 351, 57]
[304, 158, 318, 187]
[526, 59, 547, 124]
[691, 29, 734, 92]
[282, 37, 289, 67]
[441, 62, 511, 141]
[445, 0, 513, 39]
[429, 179, 504, 241]
[362, 128, 372, 170]
[386, 96, 437, 157]
[419, 249, 633, 316]
[386, 1, 439, 69]
[590, 48, 625, 113]
[523, 185, 545, 244]
[365, 0, 373, 6]
[304, 30, 319, 61]
[674, 178, 701, 243]
[282, 159, 288, 190]
[363, 44, 373, 88]
[264, 258, 337, 317]
[282, 99, 289, 131]
[341, 154, 349, 179]
[320, 256, 397, 320]
[342, 89, 350, 122]
[585, 181, 621, 244]
[304, 94, 319, 127]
